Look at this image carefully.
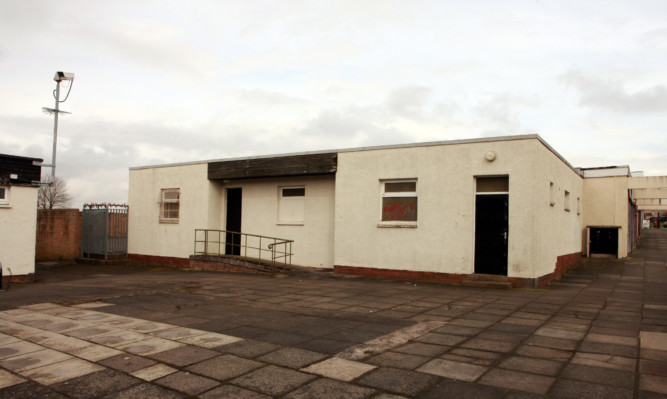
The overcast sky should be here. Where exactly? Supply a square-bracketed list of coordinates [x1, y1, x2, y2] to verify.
[1, 0, 666, 207]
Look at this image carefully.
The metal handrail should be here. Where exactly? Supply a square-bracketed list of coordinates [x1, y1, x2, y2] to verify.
[194, 229, 293, 267]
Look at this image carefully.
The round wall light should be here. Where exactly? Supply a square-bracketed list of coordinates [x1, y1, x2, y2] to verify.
[485, 150, 496, 162]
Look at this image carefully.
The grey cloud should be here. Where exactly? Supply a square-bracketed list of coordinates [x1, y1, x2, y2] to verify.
[385, 86, 432, 118]
[474, 94, 533, 136]
[291, 107, 410, 148]
[560, 69, 667, 114]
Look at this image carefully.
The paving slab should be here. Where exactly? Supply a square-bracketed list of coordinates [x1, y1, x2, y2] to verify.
[199, 384, 271, 399]
[117, 337, 185, 356]
[366, 351, 430, 370]
[284, 378, 377, 399]
[177, 331, 243, 348]
[421, 379, 506, 399]
[417, 358, 487, 381]
[99, 353, 157, 372]
[148, 345, 219, 367]
[585, 333, 638, 346]
[258, 347, 328, 369]
[150, 327, 207, 340]
[0, 340, 44, 360]
[640, 374, 667, 395]
[130, 364, 177, 381]
[100, 383, 186, 399]
[549, 378, 634, 399]
[30, 333, 92, 352]
[68, 344, 124, 361]
[186, 354, 264, 381]
[72, 302, 115, 309]
[498, 355, 563, 376]
[155, 371, 220, 395]
[218, 339, 281, 358]
[478, 368, 555, 395]
[0, 369, 25, 389]
[356, 366, 439, 397]
[0, 349, 71, 372]
[21, 358, 104, 385]
[0, 380, 70, 399]
[300, 357, 377, 382]
[50, 368, 141, 398]
[231, 365, 317, 396]
[571, 352, 636, 371]
[641, 331, 667, 351]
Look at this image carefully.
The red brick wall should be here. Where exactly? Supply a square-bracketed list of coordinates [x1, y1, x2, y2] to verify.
[129, 254, 190, 268]
[335, 252, 582, 289]
[36, 209, 82, 261]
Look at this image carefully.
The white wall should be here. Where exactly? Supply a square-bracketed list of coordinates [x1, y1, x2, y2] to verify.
[530, 142, 585, 276]
[220, 176, 336, 268]
[128, 162, 221, 258]
[0, 186, 38, 277]
[129, 164, 335, 268]
[334, 138, 583, 279]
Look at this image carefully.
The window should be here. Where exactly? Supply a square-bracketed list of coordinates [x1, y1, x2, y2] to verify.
[564, 190, 571, 212]
[278, 186, 305, 224]
[0, 186, 8, 206]
[577, 197, 581, 215]
[549, 182, 555, 206]
[160, 188, 180, 223]
[381, 180, 417, 222]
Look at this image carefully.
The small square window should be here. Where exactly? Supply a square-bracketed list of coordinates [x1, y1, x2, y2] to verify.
[381, 180, 418, 222]
[278, 186, 305, 224]
[0, 186, 8, 206]
[160, 188, 180, 223]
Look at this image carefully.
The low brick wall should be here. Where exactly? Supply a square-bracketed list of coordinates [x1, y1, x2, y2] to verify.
[335, 252, 583, 289]
[129, 254, 190, 268]
[36, 209, 82, 261]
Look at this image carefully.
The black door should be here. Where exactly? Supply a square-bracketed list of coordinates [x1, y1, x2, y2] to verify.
[589, 227, 618, 256]
[225, 188, 242, 255]
[474, 194, 508, 275]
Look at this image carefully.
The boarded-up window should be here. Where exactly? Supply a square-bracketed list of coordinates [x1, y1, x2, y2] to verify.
[381, 180, 417, 222]
[476, 176, 508, 193]
[160, 188, 180, 223]
[278, 186, 305, 223]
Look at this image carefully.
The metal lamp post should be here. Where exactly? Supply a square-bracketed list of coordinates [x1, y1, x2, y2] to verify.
[43, 71, 75, 177]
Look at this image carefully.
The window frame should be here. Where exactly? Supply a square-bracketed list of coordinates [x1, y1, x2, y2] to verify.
[277, 185, 305, 225]
[0, 186, 8, 207]
[159, 188, 180, 223]
[379, 179, 418, 227]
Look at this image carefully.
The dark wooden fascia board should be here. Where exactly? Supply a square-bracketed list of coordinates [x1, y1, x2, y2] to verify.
[208, 152, 337, 180]
[0, 154, 43, 186]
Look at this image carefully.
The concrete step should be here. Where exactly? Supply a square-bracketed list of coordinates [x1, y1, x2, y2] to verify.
[461, 279, 513, 289]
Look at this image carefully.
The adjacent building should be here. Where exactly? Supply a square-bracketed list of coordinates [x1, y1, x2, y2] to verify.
[0, 154, 43, 283]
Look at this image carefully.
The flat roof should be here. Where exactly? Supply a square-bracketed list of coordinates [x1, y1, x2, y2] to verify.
[130, 134, 580, 175]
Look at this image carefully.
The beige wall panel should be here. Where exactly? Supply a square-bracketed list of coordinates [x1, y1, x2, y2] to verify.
[128, 163, 217, 258]
[221, 176, 335, 268]
[583, 176, 630, 257]
[0, 186, 38, 277]
[334, 138, 583, 279]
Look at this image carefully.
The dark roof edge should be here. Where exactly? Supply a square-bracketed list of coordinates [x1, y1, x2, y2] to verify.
[0, 153, 44, 163]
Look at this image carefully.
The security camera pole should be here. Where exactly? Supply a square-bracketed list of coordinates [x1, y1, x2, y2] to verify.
[42, 71, 75, 178]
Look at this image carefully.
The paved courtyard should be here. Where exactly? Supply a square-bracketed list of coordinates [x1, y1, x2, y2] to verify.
[0, 230, 666, 398]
